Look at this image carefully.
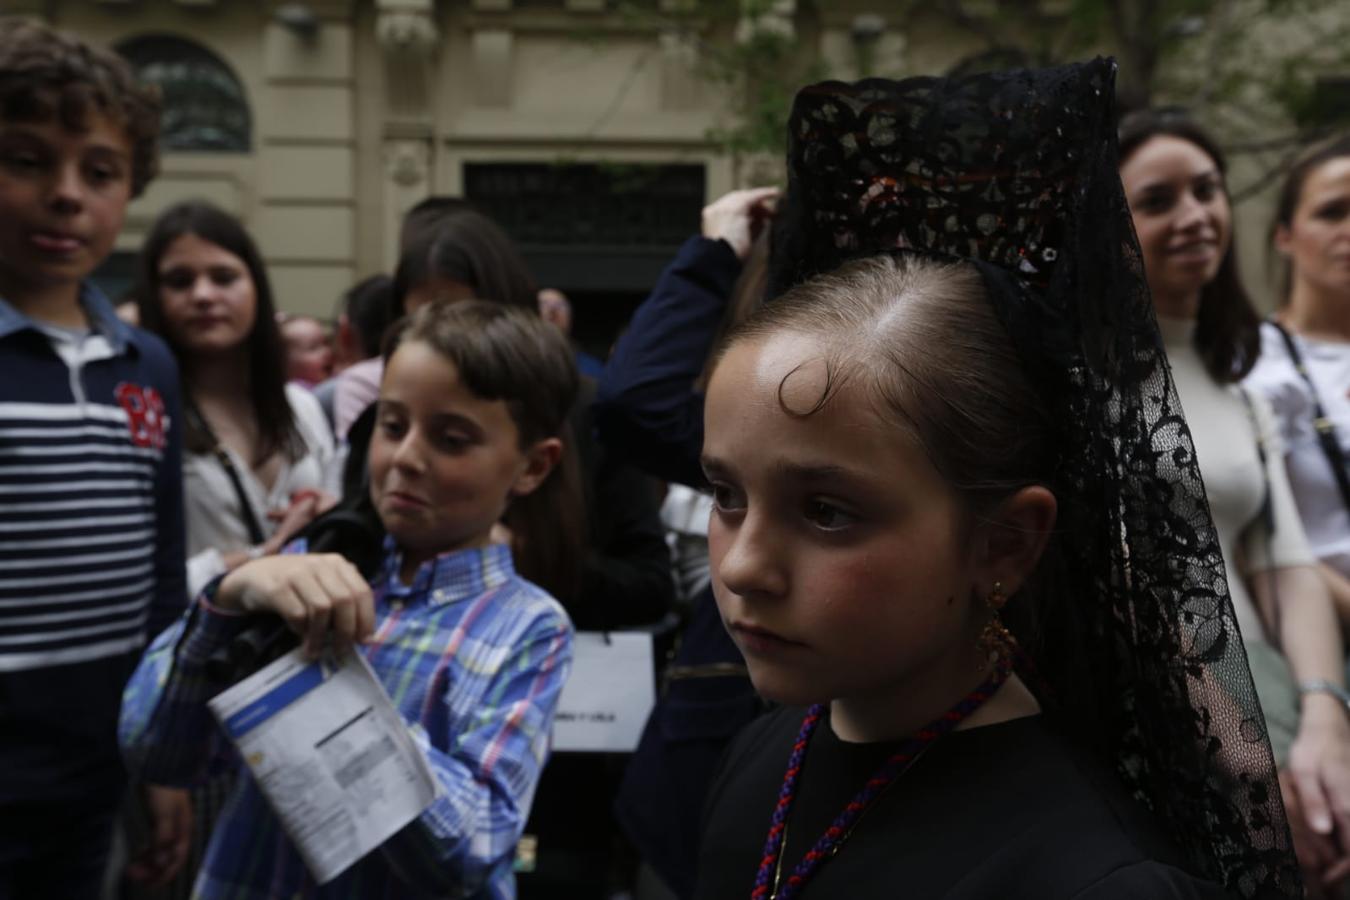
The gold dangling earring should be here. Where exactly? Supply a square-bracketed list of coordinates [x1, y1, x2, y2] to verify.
[977, 580, 1014, 666]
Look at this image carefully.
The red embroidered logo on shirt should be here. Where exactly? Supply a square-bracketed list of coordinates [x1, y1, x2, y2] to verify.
[115, 383, 168, 449]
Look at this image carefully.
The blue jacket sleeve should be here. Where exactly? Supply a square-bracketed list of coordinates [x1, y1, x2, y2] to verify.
[594, 235, 742, 487]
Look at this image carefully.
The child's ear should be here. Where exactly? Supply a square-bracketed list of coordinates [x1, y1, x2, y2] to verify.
[971, 485, 1057, 598]
[510, 437, 563, 498]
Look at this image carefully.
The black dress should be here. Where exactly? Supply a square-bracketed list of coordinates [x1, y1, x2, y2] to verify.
[694, 708, 1233, 900]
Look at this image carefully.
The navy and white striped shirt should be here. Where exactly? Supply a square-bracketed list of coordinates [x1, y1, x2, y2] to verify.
[0, 285, 187, 806]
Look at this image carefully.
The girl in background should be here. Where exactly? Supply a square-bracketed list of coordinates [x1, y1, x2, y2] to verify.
[120, 301, 578, 898]
[136, 201, 336, 597]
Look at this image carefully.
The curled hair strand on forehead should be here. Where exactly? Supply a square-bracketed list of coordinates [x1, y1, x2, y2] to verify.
[776, 357, 850, 419]
[718, 253, 1057, 512]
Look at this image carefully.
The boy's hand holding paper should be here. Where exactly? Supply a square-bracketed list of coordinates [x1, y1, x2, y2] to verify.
[217, 554, 375, 656]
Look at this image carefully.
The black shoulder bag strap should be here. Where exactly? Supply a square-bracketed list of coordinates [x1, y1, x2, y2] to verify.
[186, 400, 267, 546]
[1268, 319, 1350, 516]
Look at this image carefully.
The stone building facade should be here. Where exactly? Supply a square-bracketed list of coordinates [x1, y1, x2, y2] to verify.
[5, 0, 1342, 320]
[3, 0, 773, 322]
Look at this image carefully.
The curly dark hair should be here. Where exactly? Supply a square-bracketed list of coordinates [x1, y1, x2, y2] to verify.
[0, 19, 161, 196]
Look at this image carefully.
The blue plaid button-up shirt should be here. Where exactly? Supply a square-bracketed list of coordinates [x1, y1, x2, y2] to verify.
[120, 540, 573, 899]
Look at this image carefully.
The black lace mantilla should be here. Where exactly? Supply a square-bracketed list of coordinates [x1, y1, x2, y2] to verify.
[768, 59, 1300, 897]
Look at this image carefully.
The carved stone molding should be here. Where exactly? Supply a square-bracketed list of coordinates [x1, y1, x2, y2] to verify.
[383, 138, 431, 189]
[376, 11, 440, 52]
[263, 0, 357, 17]
[381, 137, 433, 269]
[375, 0, 440, 54]
[374, 0, 438, 121]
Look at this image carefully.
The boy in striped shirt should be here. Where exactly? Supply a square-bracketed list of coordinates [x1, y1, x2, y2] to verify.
[0, 20, 189, 897]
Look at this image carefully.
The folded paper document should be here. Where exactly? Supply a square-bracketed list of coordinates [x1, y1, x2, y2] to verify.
[208, 647, 437, 883]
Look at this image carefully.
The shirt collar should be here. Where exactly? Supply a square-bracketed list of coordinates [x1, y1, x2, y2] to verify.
[0, 282, 135, 353]
[380, 537, 517, 608]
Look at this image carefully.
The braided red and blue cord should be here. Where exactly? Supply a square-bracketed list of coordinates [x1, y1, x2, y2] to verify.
[750, 654, 1013, 899]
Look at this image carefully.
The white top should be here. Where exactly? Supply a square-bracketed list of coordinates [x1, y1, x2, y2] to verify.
[184, 383, 337, 595]
[1158, 316, 1315, 643]
[1245, 322, 1350, 581]
[660, 483, 713, 607]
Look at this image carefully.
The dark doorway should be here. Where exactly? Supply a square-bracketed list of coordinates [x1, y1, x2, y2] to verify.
[464, 162, 707, 361]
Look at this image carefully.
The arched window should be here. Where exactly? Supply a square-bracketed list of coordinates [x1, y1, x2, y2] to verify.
[117, 35, 251, 152]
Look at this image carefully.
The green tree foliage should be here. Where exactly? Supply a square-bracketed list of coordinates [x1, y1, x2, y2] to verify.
[601, 0, 1346, 186]
[915, 0, 1350, 193]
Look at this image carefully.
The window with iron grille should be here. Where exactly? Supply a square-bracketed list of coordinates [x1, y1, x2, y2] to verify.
[117, 34, 252, 153]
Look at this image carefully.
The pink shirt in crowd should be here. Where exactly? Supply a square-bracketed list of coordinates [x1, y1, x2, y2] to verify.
[333, 356, 385, 438]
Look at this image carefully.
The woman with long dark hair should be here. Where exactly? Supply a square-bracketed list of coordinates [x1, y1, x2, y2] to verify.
[136, 200, 335, 596]
[1119, 110, 1350, 894]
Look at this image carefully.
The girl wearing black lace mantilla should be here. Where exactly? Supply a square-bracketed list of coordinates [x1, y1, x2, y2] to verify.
[691, 60, 1302, 899]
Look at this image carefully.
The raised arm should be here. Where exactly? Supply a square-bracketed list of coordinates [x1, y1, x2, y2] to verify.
[595, 188, 775, 486]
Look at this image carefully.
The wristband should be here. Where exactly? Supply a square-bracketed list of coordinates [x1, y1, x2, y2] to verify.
[1297, 679, 1350, 712]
